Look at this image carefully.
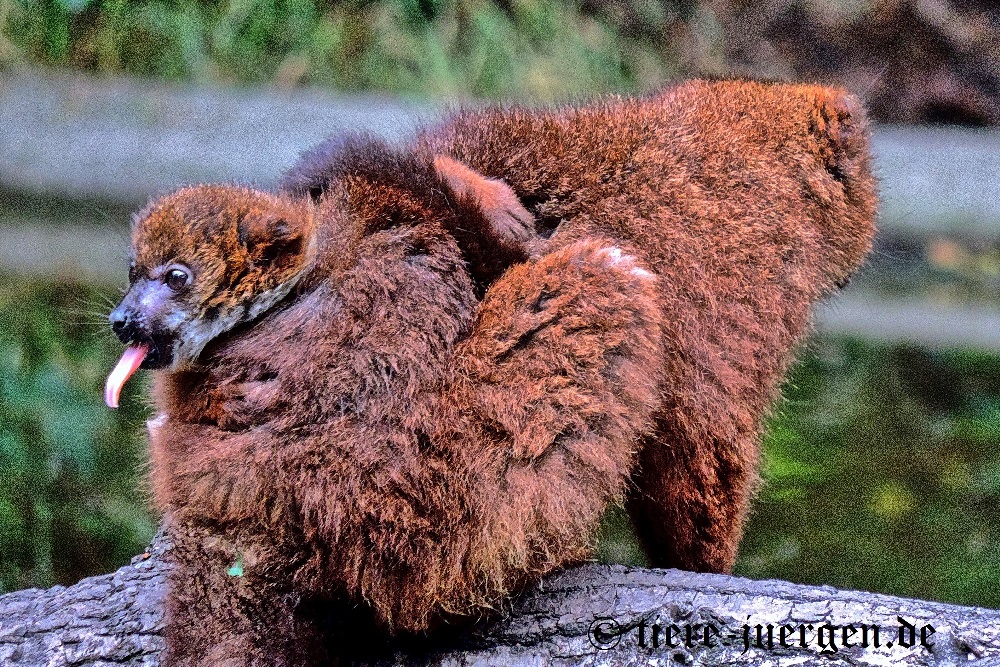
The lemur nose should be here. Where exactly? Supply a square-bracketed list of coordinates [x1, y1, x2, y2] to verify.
[109, 308, 129, 337]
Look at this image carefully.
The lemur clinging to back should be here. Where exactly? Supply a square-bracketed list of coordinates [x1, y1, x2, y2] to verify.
[106, 79, 877, 666]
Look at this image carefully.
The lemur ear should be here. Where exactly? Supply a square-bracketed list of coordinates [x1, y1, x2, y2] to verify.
[238, 213, 308, 271]
[803, 87, 867, 186]
[434, 155, 535, 244]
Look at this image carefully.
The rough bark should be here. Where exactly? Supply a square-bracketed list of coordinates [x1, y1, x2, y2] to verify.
[2, 535, 999, 667]
[0, 536, 168, 667]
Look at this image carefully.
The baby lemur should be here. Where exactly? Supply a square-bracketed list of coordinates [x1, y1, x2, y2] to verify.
[106, 80, 876, 666]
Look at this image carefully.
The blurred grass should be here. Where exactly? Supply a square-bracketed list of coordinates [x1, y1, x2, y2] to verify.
[739, 339, 1000, 608]
[4, 275, 1000, 607]
[0, 0, 697, 101]
[599, 337, 1000, 608]
[2, 0, 1000, 609]
[0, 275, 154, 593]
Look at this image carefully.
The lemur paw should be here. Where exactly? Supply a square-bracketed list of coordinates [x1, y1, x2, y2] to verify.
[590, 246, 657, 281]
[557, 241, 657, 283]
[499, 239, 659, 319]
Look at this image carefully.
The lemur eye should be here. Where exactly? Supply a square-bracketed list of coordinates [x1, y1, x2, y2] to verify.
[164, 266, 191, 291]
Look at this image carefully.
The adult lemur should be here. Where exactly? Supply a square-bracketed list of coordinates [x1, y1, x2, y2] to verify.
[106, 80, 877, 666]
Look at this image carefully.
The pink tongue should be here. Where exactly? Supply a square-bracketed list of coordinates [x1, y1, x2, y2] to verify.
[105, 344, 149, 408]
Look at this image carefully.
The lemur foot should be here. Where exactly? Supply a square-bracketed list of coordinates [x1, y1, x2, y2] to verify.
[589, 245, 657, 281]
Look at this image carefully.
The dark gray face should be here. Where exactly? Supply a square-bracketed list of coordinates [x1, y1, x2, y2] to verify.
[109, 262, 194, 369]
[104, 184, 320, 410]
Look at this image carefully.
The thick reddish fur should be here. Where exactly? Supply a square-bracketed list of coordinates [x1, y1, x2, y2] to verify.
[133, 80, 876, 666]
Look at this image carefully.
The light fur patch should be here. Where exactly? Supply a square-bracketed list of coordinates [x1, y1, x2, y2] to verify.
[170, 272, 308, 369]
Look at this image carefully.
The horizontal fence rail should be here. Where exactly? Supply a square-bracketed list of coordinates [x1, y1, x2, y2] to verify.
[5, 223, 997, 351]
[0, 69, 428, 205]
[2, 69, 999, 349]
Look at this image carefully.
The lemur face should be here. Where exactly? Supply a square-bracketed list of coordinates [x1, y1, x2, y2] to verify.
[106, 185, 315, 407]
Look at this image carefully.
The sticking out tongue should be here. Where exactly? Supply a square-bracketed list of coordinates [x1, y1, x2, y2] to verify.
[105, 344, 149, 408]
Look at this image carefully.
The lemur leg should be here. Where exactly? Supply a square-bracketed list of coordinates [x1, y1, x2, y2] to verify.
[453, 239, 664, 469]
[149, 423, 330, 667]
[163, 521, 331, 667]
[153, 239, 667, 638]
[626, 417, 758, 573]
[289, 239, 668, 632]
[623, 273, 797, 573]
[419, 239, 666, 610]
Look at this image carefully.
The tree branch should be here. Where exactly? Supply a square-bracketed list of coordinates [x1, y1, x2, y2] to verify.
[2, 535, 999, 666]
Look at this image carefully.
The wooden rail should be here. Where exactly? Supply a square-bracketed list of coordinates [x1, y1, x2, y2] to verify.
[3, 69, 1000, 349]
[3, 69, 999, 236]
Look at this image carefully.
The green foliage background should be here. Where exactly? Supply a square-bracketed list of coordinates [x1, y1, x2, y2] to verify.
[4, 275, 1000, 608]
[1, 0, 999, 611]
[2, 0, 697, 100]
[0, 277, 154, 592]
